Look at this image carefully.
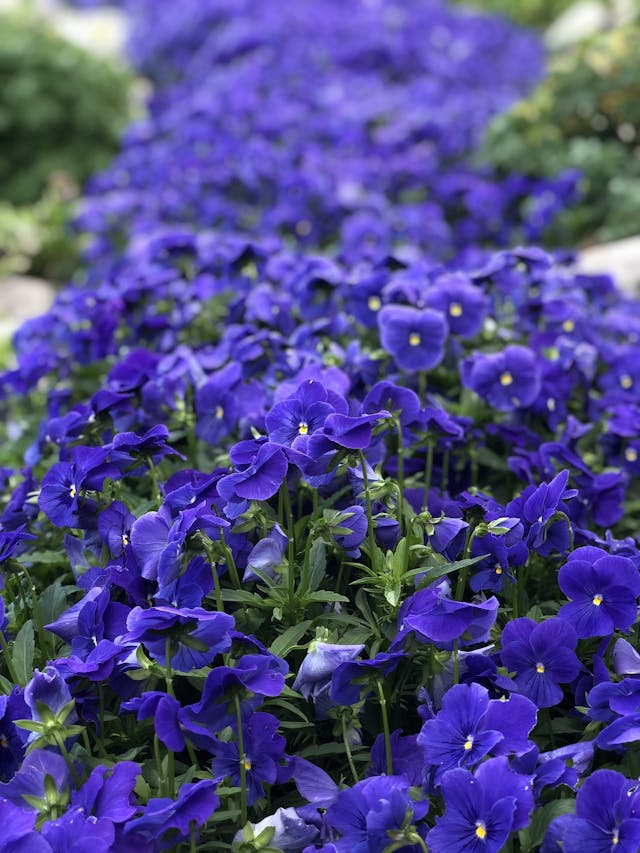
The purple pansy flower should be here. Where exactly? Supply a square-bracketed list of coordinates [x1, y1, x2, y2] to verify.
[545, 769, 640, 853]
[461, 345, 541, 411]
[558, 546, 640, 638]
[500, 617, 581, 708]
[378, 304, 448, 372]
[427, 756, 534, 853]
[418, 683, 536, 780]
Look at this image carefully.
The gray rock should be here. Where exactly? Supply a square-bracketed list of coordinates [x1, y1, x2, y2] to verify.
[578, 234, 640, 294]
[0, 276, 56, 340]
[545, 0, 636, 50]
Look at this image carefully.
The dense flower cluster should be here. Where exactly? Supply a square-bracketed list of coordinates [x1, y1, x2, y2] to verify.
[0, 1, 639, 851]
[74, 0, 579, 271]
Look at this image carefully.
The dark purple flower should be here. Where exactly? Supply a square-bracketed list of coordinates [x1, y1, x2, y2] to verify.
[24, 666, 75, 724]
[393, 585, 499, 649]
[0, 797, 50, 852]
[423, 272, 487, 338]
[97, 501, 135, 558]
[293, 641, 364, 717]
[266, 380, 339, 452]
[218, 442, 288, 506]
[418, 683, 536, 780]
[558, 546, 640, 638]
[546, 769, 640, 853]
[243, 524, 289, 582]
[41, 807, 115, 853]
[72, 761, 140, 823]
[461, 345, 541, 411]
[427, 756, 534, 853]
[212, 711, 286, 805]
[378, 304, 448, 372]
[325, 775, 429, 852]
[123, 780, 219, 845]
[331, 652, 404, 706]
[181, 654, 287, 736]
[39, 447, 120, 528]
[500, 617, 581, 708]
[123, 606, 234, 671]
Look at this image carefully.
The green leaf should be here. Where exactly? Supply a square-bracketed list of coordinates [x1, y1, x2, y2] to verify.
[12, 619, 34, 686]
[39, 580, 69, 626]
[268, 620, 312, 658]
[307, 540, 326, 592]
[414, 554, 487, 586]
[518, 799, 575, 852]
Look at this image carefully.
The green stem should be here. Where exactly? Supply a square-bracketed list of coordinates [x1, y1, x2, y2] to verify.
[341, 714, 360, 785]
[165, 637, 175, 698]
[53, 731, 81, 787]
[453, 640, 460, 685]
[81, 728, 92, 755]
[234, 694, 248, 826]
[190, 822, 197, 853]
[201, 535, 224, 611]
[422, 439, 434, 511]
[166, 745, 175, 799]
[280, 482, 297, 612]
[219, 528, 241, 589]
[418, 371, 427, 405]
[359, 451, 378, 573]
[154, 734, 165, 795]
[376, 679, 393, 776]
[441, 449, 450, 494]
[147, 455, 160, 502]
[21, 566, 49, 659]
[0, 630, 20, 684]
[395, 418, 405, 535]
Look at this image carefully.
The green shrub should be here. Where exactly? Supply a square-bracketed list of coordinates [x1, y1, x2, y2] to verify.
[481, 25, 640, 245]
[453, 0, 575, 30]
[0, 13, 131, 206]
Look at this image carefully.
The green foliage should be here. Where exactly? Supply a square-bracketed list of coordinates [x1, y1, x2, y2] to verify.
[0, 181, 82, 281]
[0, 13, 132, 206]
[482, 25, 640, 245]
[453, 0, 574, 29]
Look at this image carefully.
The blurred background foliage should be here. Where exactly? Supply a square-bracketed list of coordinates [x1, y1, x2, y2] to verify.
[455, 0, 575, 28]
[0, 11, 132, 280]
[481, 24, 640, 246]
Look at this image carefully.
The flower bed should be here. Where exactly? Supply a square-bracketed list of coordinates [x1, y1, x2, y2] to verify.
[1, 2, 639, 852]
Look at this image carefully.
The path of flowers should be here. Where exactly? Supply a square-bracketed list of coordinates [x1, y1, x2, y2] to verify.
[0, 2, 639, 851]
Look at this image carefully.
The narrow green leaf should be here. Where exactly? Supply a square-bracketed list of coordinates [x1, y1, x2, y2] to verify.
[269, 620, 312, 658]
[12, 619, 34, 686]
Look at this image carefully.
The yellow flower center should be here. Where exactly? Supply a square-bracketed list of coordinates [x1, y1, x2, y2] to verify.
[122, 534, 129, 546]
[409, 332, 421, 347]
[562, 319, 575, 333]
[613, 829, 620, 846]
[368, 295, 382, 311]
[626, 447, 638, 462]
[495, 565, 503, 575]
[475, 822, 487, 840]
[593, 594, 603, 606]
[298, 421, 309, 435]
[449, 302, 463, 318]
[620, 374, 633, 389]
[69, 485, 77, 498]
[547, 398, 556, 412]
[215, 405, 224, 419]
[499, 371, 513, 386]
[463, 736, 474, 751]
[243, 757, 252, 770]
[536, 662, 545, 674]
